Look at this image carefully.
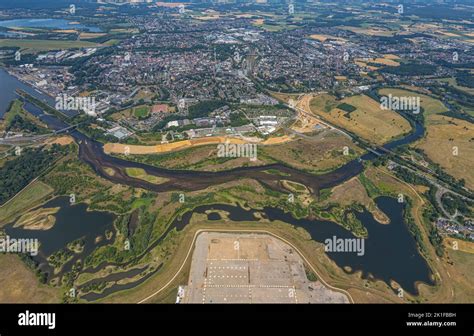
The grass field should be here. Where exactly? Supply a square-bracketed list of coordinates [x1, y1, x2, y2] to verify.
[252, 21, 297, 32]
[1, 100, 23, 126]
[269, 91, 301, 104]
[378, 88, 449, 117]
[111, 105, 151, 122]
[445, 249, 474, 302]
[260, 131, 363, 173]
[0, 254, 61, 303]
[0, 180, 53, 226]
[444, 237, 474, 254]
[133, 106, 150, 119]
[415, 114, 474, 189]
[0, 39, 101, 53]
[125, 168, 169, 185]
[310, 94, 411, 145]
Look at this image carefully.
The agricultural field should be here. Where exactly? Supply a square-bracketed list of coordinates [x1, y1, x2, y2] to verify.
[259, 131, 363, 174]
[309, 94, 411, 145]
[415, 114, 474, 189]
[309, 34, 347, 42]
[0, 254, 61, 303]
[355, 55, 401, 70]
[378, 88, 449, 117]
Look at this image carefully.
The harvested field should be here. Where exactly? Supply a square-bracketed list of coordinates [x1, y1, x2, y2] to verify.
[378, 88, 448, 116]
[309, 94, 411, 145]
[309, 34, 347, 42]
[0, 254, 61, 303]
[415, 115, 474, 189]
[260, 131, 363, 173]
[444, 237, 474, 254]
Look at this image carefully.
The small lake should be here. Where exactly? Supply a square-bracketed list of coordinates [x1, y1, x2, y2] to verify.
[5, 196, 116, 280]
[0, 18, 102, 32]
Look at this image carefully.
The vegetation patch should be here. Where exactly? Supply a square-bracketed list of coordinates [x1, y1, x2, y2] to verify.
[0, 180, 53, 225]
[124, 168, 169, 185]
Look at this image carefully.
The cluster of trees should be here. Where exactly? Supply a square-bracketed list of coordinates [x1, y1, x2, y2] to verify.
[85, 202, 158, 268]
[229, 111, 249, 127]
[380, 63, 437, 76]
[337, 103, 357, 113]
[0, 145, 65, 205]
[6, 115, 40, 133]
[188, 100, 226, 119]
[47, 248, 74, 270]
[441, 193, 473, 218]
[455, 71, 474, 88]
[422, 205, 445, 257]
[403, 198, 430, 256]
[18, 254, 48, 284]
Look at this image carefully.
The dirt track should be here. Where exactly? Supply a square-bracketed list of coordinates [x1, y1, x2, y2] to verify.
[104, 136, 293, 155]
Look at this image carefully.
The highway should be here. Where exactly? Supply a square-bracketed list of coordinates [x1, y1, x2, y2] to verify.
[0, 124, 79, 146]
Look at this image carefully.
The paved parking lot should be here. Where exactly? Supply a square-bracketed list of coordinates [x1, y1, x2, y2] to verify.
[180, 232, 349, 303]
